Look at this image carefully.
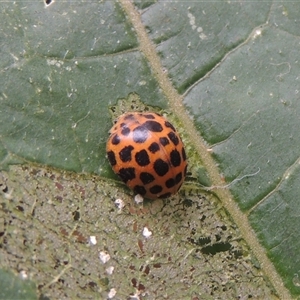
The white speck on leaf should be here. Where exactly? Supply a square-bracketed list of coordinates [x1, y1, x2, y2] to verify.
[134, 194, 144, 204]
[187, 11, 207, 39]
[115, 198, 125, 210]
[143, 227, 152, 238]
[89, 236, 97, 245]
[187, 12, 196, 29]
[99, 251, 110, 264]
[19, 270, 28, 279]
[138, 80, 146, 86]
[252, 29, 262, 39]
[199, 32, 207, 40]
[106, 266, 114, 275]
[108, 288, 116, 298]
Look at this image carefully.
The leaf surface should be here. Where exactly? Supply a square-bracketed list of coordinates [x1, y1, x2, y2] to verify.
[1, 1, 299, 298]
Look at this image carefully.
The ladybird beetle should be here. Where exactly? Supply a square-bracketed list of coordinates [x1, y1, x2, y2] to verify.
[106, 112, 187, 199]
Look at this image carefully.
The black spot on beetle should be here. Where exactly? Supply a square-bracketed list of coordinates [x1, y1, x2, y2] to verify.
[135, 149, 150, 166]
[143, 114, 156, 119]
[143, 120, 163, 132]
[165, 178, 176, 188]
[121, 125, 131, 136]
[107, 151, 117, 166]
[175, 172, 182, 183]
[118, 168, 136, 183]
[123, 114, 135, 121]
[159, 137, 169, 146]
[119, 145, 134, 162]
[153, 159, 169, 176]
[140, 172, 155, 185]
[170, 149, 181, 167]
[111, 134, 121, 145]
[165, 121, 176, 132]
[134, 185, 147, 196]
[149, 185, 163, 194]
[182, 147, 187, 161]
[148, 142, 160, 153]
[168, 131, 179, 146]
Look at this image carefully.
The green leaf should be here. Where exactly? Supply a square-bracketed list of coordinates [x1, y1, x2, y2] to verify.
[1, 0, 300, 299]
[141, 2, 271, 93]
[0, 166, 277, 299]
[0, 269, 37, 300]
[0, 1, 167, 173]
[179, 2, 300, 296]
